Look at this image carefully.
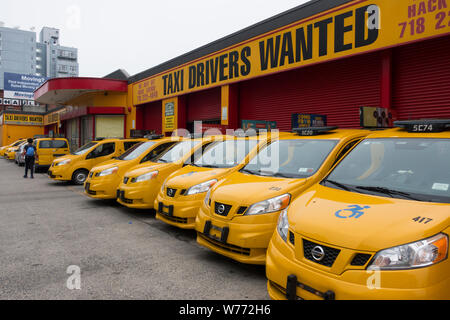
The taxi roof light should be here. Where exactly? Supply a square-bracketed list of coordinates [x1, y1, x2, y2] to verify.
[233, 128, 272, 137]
[144, 134, 164, 140]
[394, 119, 450, 133]
[292, 126, 338, 136]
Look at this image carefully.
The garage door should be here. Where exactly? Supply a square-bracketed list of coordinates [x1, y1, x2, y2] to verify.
[239, 52, 383, 131]
[392, 36, 450, 120]
[95, 115, 125, 139]
[141, 101, 162, 134]
[186, 87, 221, 122]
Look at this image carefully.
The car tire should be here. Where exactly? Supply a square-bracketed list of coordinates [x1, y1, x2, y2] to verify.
[72, 169, 89, 185]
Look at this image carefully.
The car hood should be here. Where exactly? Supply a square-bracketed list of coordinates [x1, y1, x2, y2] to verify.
[164, 165, 232, 189]
[210, 171, 308, 207]
[123, 162, 174, 178]
[90, 159, 132, 173]
[289, 184, 450, 252]
[53, 154, 80, 163]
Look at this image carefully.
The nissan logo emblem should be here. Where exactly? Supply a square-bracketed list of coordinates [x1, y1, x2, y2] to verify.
[311, 246, 325, 261]
[217, 204, 226, 214]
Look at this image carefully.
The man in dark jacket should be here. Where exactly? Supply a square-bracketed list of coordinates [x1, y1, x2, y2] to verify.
[23, 138, 35, 179]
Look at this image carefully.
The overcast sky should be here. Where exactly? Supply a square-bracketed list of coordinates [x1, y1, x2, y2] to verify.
[3, 0, 308, 78]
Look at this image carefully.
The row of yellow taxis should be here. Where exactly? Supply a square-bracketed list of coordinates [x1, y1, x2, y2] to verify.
[44, 120, 449, 300]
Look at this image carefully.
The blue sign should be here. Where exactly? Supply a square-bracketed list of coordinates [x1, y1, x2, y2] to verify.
[335, 205, 370, 219]
[292, 114, 327, 129]
[4, 72, 47, 100]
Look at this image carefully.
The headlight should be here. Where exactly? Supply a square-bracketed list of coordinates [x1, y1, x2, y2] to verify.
[133, 170, 158, 183]
[185, 179, 217, 196]
[277, 208, 289, 242]
[56, 159, 71, 166]
[204, 188, 212, 206]
[98, 166, 118, 177]
[246, 193, 291, 215]
[369, 233, 448, 270]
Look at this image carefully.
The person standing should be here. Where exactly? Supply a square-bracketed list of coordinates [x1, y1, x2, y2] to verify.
[23, 138, 36, 179]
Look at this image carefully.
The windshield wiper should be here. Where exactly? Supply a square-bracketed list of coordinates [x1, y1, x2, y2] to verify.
[241, 168, 260, 175]
[354, 186, 422, 201]
[322, 179, 354, 192]
[197, 164, 220, 168]
[157, 159, 168, 163]
[269, 172, 299, 178]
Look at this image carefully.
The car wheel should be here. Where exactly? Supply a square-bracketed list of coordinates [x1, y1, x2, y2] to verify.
[72, 169, 89, 185]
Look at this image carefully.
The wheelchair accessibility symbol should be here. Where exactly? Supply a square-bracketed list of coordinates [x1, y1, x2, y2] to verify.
[335, 205, 370, 219]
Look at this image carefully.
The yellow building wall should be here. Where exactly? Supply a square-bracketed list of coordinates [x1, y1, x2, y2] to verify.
[1, 124, 44, 147]
[67, 91, 127, 107]
[126, 84, 136, 138]
[63, 89, 136, 138]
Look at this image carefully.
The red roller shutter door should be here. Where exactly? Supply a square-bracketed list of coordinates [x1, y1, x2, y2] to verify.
[142, 101, 162, 134]
[239, 52, 382, 131]
[392, 36, 450, 120]
[186, 87, 221, 122]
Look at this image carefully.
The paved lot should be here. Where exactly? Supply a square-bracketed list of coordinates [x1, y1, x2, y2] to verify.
[0, 159, 268, 300]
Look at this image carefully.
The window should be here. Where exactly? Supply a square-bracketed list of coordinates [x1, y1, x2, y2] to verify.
[87, 142, 115, 159]
[123, 141, 141, 151]
[140, 142, 176, 163]
[39, 140, 52, 149]
[52, 140, 68, 149]
[243, 139, 338, 179]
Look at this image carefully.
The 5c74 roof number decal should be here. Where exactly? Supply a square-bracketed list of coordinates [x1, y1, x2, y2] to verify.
[412, 216, 433, 224]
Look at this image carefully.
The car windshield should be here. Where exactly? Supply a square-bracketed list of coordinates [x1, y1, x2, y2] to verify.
[72, 142, 97, 155]
[118, 141, 156, 161]
[155, 140, 200, 163]
[194, 139, 259, 168]
[242, 139, 338, 178]
[324, 138, 450, 203]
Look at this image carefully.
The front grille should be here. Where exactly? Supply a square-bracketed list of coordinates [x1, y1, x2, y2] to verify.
[351, 253, 372, 266]
[236, 206, 247, 215]
[123, 177, 129, 184]
[198, 233, 250, 256]
[289, 231, 295, 246]
[303, 239, 340, 267]
[118, 190, 133, 204]
[166, 188, 177, 197]
[159, 213, 188, 224]
[214, 202, 232, 216]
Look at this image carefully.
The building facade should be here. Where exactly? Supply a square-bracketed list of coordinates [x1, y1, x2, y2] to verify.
[0, 25, 78, 88]
[128, 0, 450, 135]
[0, 26, 36, 90]
[38, 27, 78, 78]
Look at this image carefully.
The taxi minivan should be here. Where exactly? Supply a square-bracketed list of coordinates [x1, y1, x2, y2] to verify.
[155, 133, 272, 229]
[84, 136, 180, 199]
[0, 139, 26, 157]
[33, 137, 70, 169]
[266, 120, 450, 300]
[116, 136, 219, 209]
[49, 138, 145, 185]
[5, 141, 27, 160]
[195, 128, 370, 265]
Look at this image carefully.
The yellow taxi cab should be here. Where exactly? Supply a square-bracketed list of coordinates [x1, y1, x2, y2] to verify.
[266, 120, 450, 300]
[48, 138, 145, 185]
[116, 136, 220, 210]
[0, 139, 26, 157]
[155, 133, 271, 229]
[195, 127, 370, 265]
[5, 141, 27, 160]
[33, 137, 70, 169]
[84, 136, 180, 199]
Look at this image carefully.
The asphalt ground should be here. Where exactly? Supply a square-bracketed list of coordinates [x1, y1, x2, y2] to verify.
[0, 158, 269, 300]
